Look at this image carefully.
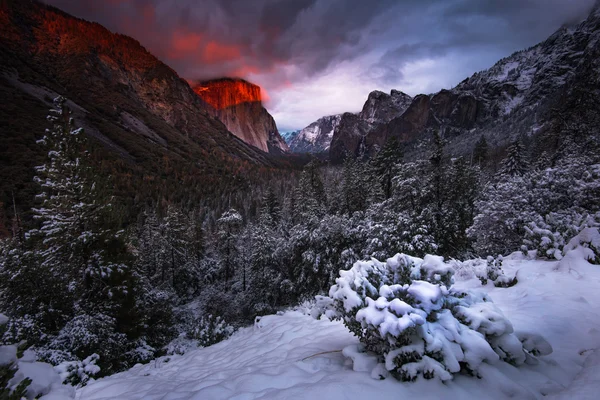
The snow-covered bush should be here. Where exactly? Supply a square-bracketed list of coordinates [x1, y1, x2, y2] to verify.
[189, 315, 235, 348]
[45, 314, 127, 370]
[55, 354, 100, 387]
[1, 314, 75, 399]
[1, 341, 31, 400]
[522, 211, 600, 260]
[480, 256, 517, 288]
[328, 254, 550, 381]
[563, 227, 600, 264]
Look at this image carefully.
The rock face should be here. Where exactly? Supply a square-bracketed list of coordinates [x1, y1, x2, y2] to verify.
[281, 130, 300, 144]
[330, 89, 412, 162]
[0, 0, 277, 168]
[331, 3, 600, 162]
[360, 89, 413, 124]
[0, 0, 283, 216]
[192, 78, 289, 154]
[288, 114, 342, 153]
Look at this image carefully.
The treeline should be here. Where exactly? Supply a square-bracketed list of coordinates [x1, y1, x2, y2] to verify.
[1, 97, 599, 379]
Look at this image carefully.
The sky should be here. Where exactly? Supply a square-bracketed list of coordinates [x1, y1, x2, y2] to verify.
[44, 0, 596, 131]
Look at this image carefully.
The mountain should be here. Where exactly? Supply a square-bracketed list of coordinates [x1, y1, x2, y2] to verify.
[288, 114, 343, 153]
[192, 78, 289, 154]
[331, 4, 600, 162]
[330, 89, 412, 162]
[0, 0, 283, 217]
[281, 130, 300, 144]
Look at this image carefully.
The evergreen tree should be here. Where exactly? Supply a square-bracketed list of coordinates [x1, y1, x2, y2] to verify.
[292, 162, 326, 223]
[217, 209, 242, 282]
[371, 137, 403, 200]
[446, 157, 479, 255]
[426, 130, 449, 253]
[341, 158, 369, 214]
[261, 186, 281, 224]
[473, 135, 489, 166]
[500, 139, 529, 176]
[4, 98, 138, 372]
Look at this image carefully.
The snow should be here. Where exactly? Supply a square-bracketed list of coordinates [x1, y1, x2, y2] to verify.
[0, 343, 75, 400]
[503, 94, 524, 115]
[74, 251, 600, 400]
[493, 61, 520, 82]
[406, 280, 443, 312]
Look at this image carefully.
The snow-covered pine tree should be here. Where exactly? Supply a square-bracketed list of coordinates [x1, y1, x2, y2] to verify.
[499, 139, 529, 176]
[261, 186, 281, 224]
[217, 209, 242, 282]
[21, 97, 137, 371]
[425, 130, 451, 255]
[292, 162, 326, 223]
[341, 158, 369, 214]
[473, 135, 489, 166]
[371, 137, 403, 200]
[163, 206, 191, 295]
[446, 157, 479, 255]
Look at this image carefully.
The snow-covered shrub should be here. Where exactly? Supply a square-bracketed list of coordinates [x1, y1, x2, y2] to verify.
[480, 256, 517, 288]
[522, 211, 600, 260]
[183, 314, 235, 349]
[329, 254, 549, 381]
[46, 314, 127, 371]
[563, 227, 600, 264]
[1, 319, 31, 400]
[165, 312, 234, 355]
[1, 314, 74, 399]
[55, 353, 100, 387]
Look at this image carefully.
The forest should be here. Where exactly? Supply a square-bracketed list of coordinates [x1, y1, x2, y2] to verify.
[1, 96, 599, 388]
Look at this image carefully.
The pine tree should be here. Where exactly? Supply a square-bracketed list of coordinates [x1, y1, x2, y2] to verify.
[217, 209, 242, 282]
[293, 162, 326, 222]
[341, 158, 369, 214]
[500, 139, 529, 176]
[19, 97, 136, 370]
[473, 135, 489, 166]
[426, 130, 449, 253]
[163, 206, 191, 296]
[446, 157, 479, 255]
[372, 137, 403, 199]
[261, 186, 281, 224]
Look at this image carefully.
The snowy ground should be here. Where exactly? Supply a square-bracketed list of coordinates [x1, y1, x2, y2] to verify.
[76, 253, 600, 400]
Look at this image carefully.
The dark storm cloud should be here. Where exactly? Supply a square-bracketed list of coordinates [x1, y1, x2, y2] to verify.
[43, 0, 597, 129]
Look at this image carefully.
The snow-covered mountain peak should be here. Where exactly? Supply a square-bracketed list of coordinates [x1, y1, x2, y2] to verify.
[288, 114, 344, 153]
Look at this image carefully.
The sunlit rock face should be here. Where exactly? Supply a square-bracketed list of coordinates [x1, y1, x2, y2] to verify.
[0, 0, 278, 177]
[193, 78, 289, 153]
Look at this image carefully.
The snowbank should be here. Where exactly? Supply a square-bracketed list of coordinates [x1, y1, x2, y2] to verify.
[76, 254, 600, 399]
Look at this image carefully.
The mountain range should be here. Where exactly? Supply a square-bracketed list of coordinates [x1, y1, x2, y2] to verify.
[284, 4, 600, 162]
[2, 0, 600, 216]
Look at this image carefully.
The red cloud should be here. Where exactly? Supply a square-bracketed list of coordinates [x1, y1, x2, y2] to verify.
[203, 41, 241, 63]
[167, 30, 242, 65]
[168, 31, 204, 60]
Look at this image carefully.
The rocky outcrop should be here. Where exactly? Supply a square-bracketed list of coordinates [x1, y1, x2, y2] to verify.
[329, 89, 412, 162]
[192, 78, 289, 154]
[331, 3, 600, 161]
[329, 113, 373, 160]
[360, 89, 413, 124]
[288, 114, 342, 153]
